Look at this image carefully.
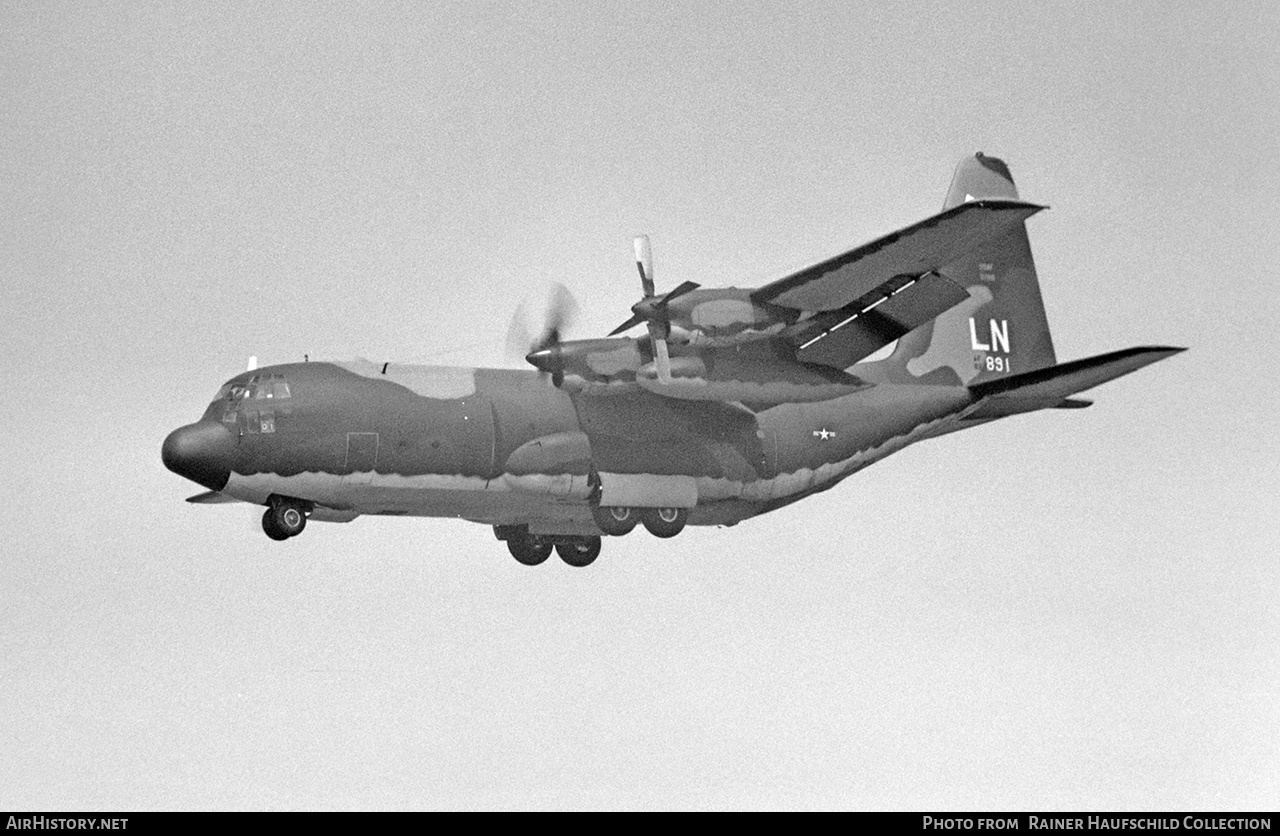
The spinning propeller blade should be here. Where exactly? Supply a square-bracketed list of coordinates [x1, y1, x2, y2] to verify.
[511, 282, 579, 387]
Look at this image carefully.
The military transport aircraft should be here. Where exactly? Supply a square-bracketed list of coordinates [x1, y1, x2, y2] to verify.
[162, 153, 1182, 567]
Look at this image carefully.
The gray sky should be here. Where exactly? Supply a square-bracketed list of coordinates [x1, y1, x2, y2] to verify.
[2, 0, 1276, 810]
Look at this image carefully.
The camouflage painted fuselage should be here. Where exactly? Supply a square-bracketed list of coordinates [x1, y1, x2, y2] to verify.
[184, 357, 973, 535]
[164, 154, 1184, 546]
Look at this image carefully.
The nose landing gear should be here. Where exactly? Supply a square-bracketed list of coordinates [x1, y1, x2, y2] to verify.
[262, 496, 309, 541]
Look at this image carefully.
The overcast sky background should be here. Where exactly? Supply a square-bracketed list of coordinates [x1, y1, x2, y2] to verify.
[2, 0, 1276, 810]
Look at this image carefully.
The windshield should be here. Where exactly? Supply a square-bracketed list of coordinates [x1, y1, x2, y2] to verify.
[211, 374, 291, 405]
[207, 374, 292, 431]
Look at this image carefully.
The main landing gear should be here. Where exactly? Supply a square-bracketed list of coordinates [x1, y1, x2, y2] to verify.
[592, 505, 689, 539]
[262, 496, 309, 541]
[494, 526, 602, 568]
[495, 505, 690, 567]
[591, 504, 639, 536]
[640, 507, 689, 539]
[507, 531, 553, 566]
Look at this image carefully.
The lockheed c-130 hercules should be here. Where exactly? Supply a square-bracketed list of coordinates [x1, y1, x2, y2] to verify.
[163, 153, 1182, 567]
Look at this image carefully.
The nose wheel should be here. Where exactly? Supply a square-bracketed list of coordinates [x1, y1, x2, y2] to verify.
[262, 497, 308, 540]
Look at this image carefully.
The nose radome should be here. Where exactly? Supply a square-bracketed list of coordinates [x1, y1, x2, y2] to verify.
[162, 421, 236, 491]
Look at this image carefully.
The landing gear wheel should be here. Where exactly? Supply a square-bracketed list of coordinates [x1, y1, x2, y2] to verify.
[556, 536, 602, 567]
[642, 507, 688, 539]
[272, 503, 307, 537]
[262, 508, 290, 541]
[592, 504, 638, 536]
[507, 534, 552, 566]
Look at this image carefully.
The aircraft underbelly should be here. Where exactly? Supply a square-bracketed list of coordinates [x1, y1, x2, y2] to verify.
[695, 384, 973, 507]
[220, 384, 974, 531]
[222, 469, 593, 526]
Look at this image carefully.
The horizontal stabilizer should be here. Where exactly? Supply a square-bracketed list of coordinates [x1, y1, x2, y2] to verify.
[752, 199, 1044, 312]
[186, 490, 238, 504]
[964, 346, 1184, 420]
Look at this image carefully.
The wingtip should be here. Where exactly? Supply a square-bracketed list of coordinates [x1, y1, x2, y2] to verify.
[1110, 345, 1188, 363]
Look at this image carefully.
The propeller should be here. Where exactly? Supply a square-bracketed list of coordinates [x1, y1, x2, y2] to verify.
[508, 282, 579, 386]
[607, 235, 700, 383]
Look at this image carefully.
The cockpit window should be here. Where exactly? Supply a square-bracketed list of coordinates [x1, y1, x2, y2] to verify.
[214, 375, 291, 404]
[255, 379, 291, 400]
[211, 374, 292, 429]
[248, 374, 291, 400]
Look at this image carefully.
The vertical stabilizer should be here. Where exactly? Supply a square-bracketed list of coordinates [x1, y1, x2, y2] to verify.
[860, 153, 1057, 386]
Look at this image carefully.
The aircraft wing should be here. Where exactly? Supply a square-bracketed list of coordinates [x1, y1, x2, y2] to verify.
[752, 199, 1044, 312]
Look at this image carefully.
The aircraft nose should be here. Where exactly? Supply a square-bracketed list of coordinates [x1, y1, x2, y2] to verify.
[162, 421, 236, 491]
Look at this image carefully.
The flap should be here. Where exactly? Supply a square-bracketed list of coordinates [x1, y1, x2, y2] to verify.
[787, 271, 971, 368]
